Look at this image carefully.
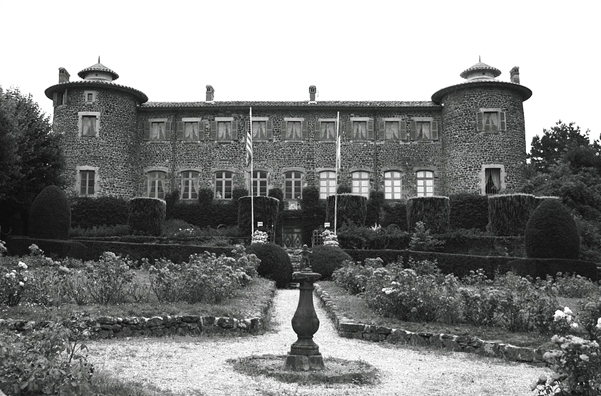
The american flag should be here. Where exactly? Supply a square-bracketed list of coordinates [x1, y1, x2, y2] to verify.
[246, 107, 253, 167]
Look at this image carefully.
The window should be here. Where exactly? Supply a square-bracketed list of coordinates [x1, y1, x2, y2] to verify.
[351, 171, 370, 198]
[78, 112, 100, 137]
[53, 90, 67, 107]
[482, 166, 505, 195]
[147, 171, 167, 199]
[177, 119, 202, 141]
[144, 119, 172, 141]
[319, 171, 337, 199]
[416, 171, 434, 197]
[78, 170, 96, 196]
[284, 171, 304, 199]
[319, 120, 336, 140]
[410, 118, 438, 141]
[252, 170, 268, 196]
[215, 171, 233, 199]
[215, 118, 235, 141]
[350, 118, 373, 140]
[84, 91, 97, 103]
[384, 171, 402, 199]
[181, 171, 199, 200]
[382, 120, 408, 140]
[477, 109, 506, 132]
[285, 118, 304, 140]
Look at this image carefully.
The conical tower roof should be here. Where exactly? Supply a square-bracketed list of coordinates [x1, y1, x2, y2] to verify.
[77, 57, 119, 81]
[459, 60, 501, 80]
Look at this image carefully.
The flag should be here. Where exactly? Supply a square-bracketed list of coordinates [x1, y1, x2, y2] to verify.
[246, 107, 253, 167]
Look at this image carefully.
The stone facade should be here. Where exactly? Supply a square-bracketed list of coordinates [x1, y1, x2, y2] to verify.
[45, 60, 532, 206]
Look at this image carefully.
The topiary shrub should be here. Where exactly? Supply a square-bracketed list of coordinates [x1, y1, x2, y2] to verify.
[449, 193, 488, 231]
[70, 196, 130, 229]
[29, 185, 71, 240]
[308, 245, 353, 280]
[246, 243, 293, 288]
[406, 196, 450, 234]
[301, 186, 325, 246]
[380, 201, 407, 230]
[488, 193, 537, 236]
[326, 194, 367, 229]
[128, 197, 166, 236]
[197, 188, 214, 207]
[525, 198, 580, 259]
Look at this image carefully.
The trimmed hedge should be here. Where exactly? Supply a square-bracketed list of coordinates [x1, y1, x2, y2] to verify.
[246, 243, 293, 288]
[406, 196, 450, 234]
[343, 249, 516, 279]
[7, 236, 87, 259]
[508, 258, 599, 282]
[238, 196, 280, 236]
[326, 194, 367, 229]
[449, 193, 488, 231]
[525, 198, 580, 259]
[301, 186, 325, 245]
[128, 198, 166, 236]
[70, 196, 129, 228]
[380, 201, 407, 230]
[28, 185, 71, 240]
[487, 194, 537, 236]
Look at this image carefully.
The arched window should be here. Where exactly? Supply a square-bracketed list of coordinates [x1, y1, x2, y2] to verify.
[284, 171, 304, 199]
[351, 171, 370, 198]
[318, 171, 336, 199]
[384, 171, 402, 200]
[147, 171, 166, 199]
[416, 170, 434, 197]
[252, 170, 268, 196]
[181, 171, 199, 200]
[215, 171, 233, 199]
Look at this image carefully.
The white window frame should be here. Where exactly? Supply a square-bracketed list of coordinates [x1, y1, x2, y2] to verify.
[283, 170, 304, 199]
[284, 117, 304, 140]
[180, 170, 200, 200]
[215, 170, 234, 200]
[252, 117, 270, 141]
[76, 166, 99, 197]
[252, 170, 269, 196]
[382, 118, 407, 141]
[181, 118, 202, 142]
[384, 170, 403, 200]
[318, 170, 337, 199]
[477, 108, 507, 132]
[480, 164, 506, 195]
[319, 119, 337, 141]
[412, 117, 438, 142]
[215, 117, 234, 141]
[416, 170, 435, 197]
[78, 112, 100, 137]
[350, 117, 370, 140]
[351, 171, 370, 198]
[148, 118, 168, 141]
[146, 170, 167, 199]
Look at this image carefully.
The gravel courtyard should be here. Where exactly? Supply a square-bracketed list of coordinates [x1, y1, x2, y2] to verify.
[86, 289, 551, 395]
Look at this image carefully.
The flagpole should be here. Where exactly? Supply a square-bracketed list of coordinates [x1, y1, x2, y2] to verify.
[249, 107, 254, 238]
[334, 111, 340, 232]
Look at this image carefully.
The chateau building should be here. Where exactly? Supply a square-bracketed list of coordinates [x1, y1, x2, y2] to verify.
[45, 59, 532, 210]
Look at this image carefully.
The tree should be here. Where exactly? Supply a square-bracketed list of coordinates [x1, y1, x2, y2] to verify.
[528, 121, 596, 173]
[0, 86, 65, 236]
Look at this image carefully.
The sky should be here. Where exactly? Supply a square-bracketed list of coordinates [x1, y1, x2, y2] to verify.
[1, 0, 599, 151]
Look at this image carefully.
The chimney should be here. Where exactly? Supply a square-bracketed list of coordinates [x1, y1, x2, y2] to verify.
[510, 67, 520, 84]
[309, 85, 317, 103]
[206, 85, 214, 102]
[58, 67, 70, 83]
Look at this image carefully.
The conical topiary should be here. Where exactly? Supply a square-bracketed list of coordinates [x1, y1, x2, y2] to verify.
[525, 198, 580, 259]
[28, 185, 71, 240]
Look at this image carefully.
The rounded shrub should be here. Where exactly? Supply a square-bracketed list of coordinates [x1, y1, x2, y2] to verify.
[128, 197, 166, 236]
[308, 245, 353, 280]
[525, 198, 580, 259]
[246, 243, 293, 288]
[29, 185, 71, 240]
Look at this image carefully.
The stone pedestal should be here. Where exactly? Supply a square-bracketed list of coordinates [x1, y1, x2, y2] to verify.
[285, 270, 325, 371]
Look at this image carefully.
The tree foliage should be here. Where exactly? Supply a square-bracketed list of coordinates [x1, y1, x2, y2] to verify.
[0, 86, 65, 235]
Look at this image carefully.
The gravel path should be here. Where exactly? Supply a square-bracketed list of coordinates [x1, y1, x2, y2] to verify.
[86, 289, 551, 395]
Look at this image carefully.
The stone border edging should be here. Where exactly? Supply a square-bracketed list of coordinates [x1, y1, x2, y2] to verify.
[314, 283, 550, 367]
[0, 283, 277, 339]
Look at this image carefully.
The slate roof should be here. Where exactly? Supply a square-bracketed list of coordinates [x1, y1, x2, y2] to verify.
[141, 100, 441, 109]
[431, 80, 532, 103]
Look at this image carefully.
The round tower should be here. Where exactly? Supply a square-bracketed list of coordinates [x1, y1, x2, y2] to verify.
[45, 59, 148, 197]
[432, 60, 532, 195]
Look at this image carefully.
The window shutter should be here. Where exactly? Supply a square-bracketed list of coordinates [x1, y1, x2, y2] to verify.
[231, 119, 238, 140]
[165, 120, 173, 140]
[143, 121, 150, 140]
[346, 120, 352, 140]
[267, 119, 273, 139]
[431, 121, 439, 141]
[210, 121, 217, 140]
[500, 112, 507, 131]
[477, 112, 483, 132]
[409, 120, 416, 141]
[95, 115, 100, 136]
[52, 92, 58, 107]
[314, 119, 320, 140]
[200, 120, 208, 140]
[176, 121, 184, 140]
[378, 120, 385, 140]
[367, 119, 374, 140]
[400, 120, 408, 141]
